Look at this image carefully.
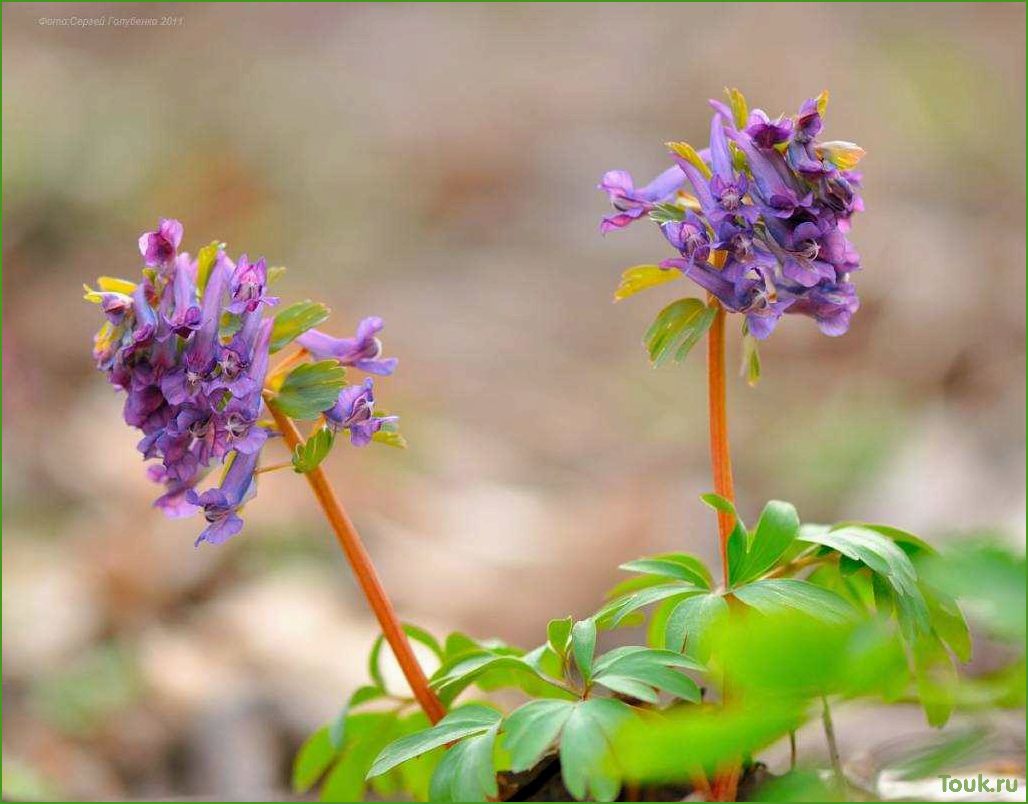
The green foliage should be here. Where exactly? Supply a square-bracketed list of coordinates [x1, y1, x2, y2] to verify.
[367, 704, 501, 779]
[644, 298, 717, 367]
[734, 579, 854, 623]
[613, 265, 681, 302]
[292, 426, 335, 473]
[571, 619, 597, 682]
[590, 647, 703, 703]
[273, 360, 347, 419]
[270, 300, 330, 353]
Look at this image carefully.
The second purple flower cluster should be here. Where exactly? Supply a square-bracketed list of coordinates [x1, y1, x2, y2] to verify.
[600, 90, 865, 339]
[88, 219, 398, 546]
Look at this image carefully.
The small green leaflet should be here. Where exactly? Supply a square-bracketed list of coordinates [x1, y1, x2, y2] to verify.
[427, 723, 500, 803]
[741, 333, 761, 387]
[547, 616, 573, 659]
[293, 726, 336, 794]
[367, 704, 500, 779]
[571, 619, 597, 682]
[730, 500, 800, 586]
[270, 300, 330, 353]
[591, 647, 703, 704]
[733, 579, 854, 623]
[644, 298, 717, 367]
[503, 700, 576, 772]
[799, 525, 930, 637]
[613, 265, 681, 302]
[273, 360, 347, 420]
[506, 698, 635, 801]
[618, 553, 713, 589]
[664, 593, 729, 657]
[292, 427, 335, 473]
[559, 698, 634, 801]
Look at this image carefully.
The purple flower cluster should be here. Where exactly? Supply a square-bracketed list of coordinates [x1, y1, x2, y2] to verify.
[599, 91, 865, 339]
[88, 219, 399, 546]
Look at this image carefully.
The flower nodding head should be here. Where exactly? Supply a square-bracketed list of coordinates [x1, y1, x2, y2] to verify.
[139, 218, 184, 268]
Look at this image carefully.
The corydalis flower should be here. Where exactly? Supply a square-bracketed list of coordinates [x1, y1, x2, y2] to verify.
[87, 218, 404, 547]
[139, 218, 183, 268]
[297, 317, 398, 376]
[599, 89, 865, 340]
[187, 449, 259, 546]
[325, 378, 397, 446]
[227, 254, 278, 315]
[598, 167, 688, 233]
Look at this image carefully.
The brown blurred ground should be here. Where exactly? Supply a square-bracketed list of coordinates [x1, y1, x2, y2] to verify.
[2, 3, 1025, 800]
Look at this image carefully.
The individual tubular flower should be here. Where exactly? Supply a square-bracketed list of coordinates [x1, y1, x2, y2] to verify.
[599, 88, 866, 341]
[297, 317, 398, 375]
[187, 449, 259, 546]
[227, 254, 278, 315]
[139, 218, 183, 269]
[598, 166, 688, 233]
[324, 378, 397, 446]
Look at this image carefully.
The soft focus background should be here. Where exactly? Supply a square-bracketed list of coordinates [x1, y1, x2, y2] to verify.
[2, 3, 1025, 800]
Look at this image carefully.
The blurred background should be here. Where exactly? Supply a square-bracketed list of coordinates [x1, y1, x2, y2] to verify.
[2, 3, 1025, 800]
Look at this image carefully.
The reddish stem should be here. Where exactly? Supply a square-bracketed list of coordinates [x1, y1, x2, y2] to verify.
[705, 297, 736, 588]
[265, 396, 446, 724]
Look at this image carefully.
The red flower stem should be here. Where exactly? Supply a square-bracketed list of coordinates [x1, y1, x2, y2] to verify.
[264, 395, 446, 725]
[705, 295, 736, 588]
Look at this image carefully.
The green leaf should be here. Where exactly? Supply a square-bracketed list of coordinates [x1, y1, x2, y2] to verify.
[734, 579, 855, 623]
[560, 699, 634, 802]
[593, 648, 703, 703]
[293, 726, 336, 794]
[292, 426, 336, 474]
[428, 723, 500, 802]
[733, 501, 800, 585]
[664, 592, 730, 657]
[274, 361, 348, 420]
[741, 333, 761, 387]
[613, 265, 681, 302]
[799, 525, 929, 637]
[597, 582, 703, 627]
[195, 240, 224, 293]
[430, 652, 573, 702]
[923, 584, 972, 663]
[270, 300, 330, 353]
[618, 553, 712, 589]
[319, 712, 403, 802]
[367, 704, 500, 779]
[699, 493, 749, 586]
[329, 685, 386, 750]
[571, 619, 597, 682]
[547, 617, 573, 659]
[503, 700, 576, 772]
[644, 298, 716, 367]
[913, 634, 957, 727]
